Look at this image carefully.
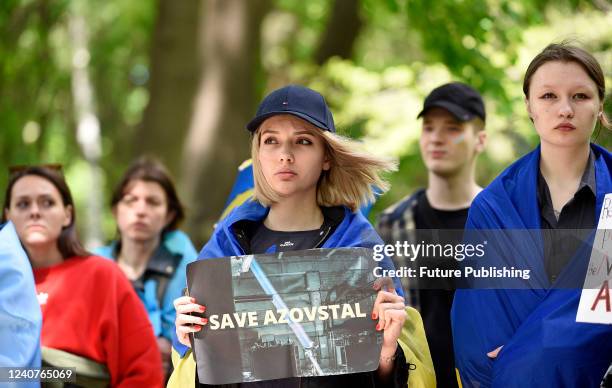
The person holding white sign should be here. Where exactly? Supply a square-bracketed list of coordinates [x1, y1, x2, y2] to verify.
[170, 85, 412, 387]
[452, 42, 612, 387]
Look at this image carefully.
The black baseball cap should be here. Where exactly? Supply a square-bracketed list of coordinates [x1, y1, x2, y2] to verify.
[417, 82, 486, 122]
[246, 85, 336, 133]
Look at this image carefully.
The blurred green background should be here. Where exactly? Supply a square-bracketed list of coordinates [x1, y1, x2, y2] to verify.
[1, 0, 610, 248]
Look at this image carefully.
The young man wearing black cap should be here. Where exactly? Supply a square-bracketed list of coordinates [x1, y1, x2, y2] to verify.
[376, 82, 487, 388]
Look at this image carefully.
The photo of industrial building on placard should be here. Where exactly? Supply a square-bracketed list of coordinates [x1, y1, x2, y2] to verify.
[186, 247, 382, 385]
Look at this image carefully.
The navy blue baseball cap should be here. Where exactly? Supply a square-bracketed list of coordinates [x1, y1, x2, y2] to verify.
[246, 85, 336, 133]
[417, 82, 486, 122]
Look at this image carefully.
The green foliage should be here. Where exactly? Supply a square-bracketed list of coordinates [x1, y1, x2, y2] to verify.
[0, 0, 155, 242]
[265, 0, 331, 66]
[1, 0, 610, 242]
[1, 0, 72, 190]
[264, 0, 611, 221]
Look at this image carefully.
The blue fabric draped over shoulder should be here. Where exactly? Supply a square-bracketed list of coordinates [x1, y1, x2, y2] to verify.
[173, 199, 404, 357]
[452, 143, 612, 387]
[0, 222, 42, 388]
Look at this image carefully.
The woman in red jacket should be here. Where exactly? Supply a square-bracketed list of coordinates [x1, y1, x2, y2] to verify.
[2, 165, 164, 387]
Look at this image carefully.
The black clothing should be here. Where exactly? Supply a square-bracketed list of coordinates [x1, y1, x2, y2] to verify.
[232, 207, 344, 256]
[114, 242, 180, 302]
[537, 152, 596, 283]
[413, 191, 469, 230]
[412, 190, 466, 388]
[251, 224, 326, 254]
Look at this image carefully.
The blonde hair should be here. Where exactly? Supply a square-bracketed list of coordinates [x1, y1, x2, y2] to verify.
[251, 126, 397, 212]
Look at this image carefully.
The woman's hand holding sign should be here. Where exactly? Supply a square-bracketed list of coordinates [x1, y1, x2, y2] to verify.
[174, 296, 207, 348]
[174, 276, 405, 378]
[372, 277, 407, 379]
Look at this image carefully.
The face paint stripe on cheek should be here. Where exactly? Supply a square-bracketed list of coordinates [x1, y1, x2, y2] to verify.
[452, 133, 465, 144]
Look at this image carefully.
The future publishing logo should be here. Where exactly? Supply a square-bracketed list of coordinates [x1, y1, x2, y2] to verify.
[371, 241, 531, 281]
[372, 265, 531, 280]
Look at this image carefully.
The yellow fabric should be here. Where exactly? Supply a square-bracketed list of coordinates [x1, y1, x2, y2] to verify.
[167, 348, 196, 388]
[398, 306, 436, 388]
[238, 159, 253, 170]
[218, 158, 254, 221]
[219, 189, 254, 220]
[456, 368, 463, 388]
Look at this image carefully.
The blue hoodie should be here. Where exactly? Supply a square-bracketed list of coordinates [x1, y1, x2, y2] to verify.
[173, 199, 404, 357]
[95, 230, 197, 341]
[452, 143, 612, 387]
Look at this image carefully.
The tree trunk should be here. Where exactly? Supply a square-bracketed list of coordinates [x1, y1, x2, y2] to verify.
[68, 10, 104, 248]
[314, 0, 363, 65]
[181, 0, 271, 245]
[136, 0, 201, 176]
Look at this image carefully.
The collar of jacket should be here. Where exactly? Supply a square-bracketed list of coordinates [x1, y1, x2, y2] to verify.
[99, 230, 192, 259]
[229, 205, 346, 254]
[217, 199, 383, 256]
[480, 142, 611, 230]
[95, 230, 192, 280]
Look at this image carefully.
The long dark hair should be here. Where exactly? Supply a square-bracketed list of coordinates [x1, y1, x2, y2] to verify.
[2, 166, 89, 258]
[111, 157, 185, 234]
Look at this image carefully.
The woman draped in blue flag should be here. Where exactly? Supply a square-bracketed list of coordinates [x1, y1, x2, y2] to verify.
[452, 42, 612, 387]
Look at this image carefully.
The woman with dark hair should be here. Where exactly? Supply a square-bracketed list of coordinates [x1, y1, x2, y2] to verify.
[3, 166, 164, 387]
[94, 157, 197, 376]
[452, 42, 612, 387]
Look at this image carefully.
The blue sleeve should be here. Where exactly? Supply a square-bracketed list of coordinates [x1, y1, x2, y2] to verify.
[161, 237, 198, 341]
[0, 222, 42, 375]
[169, 247, 196, 356]
[196, 228, 231, 260]
[172, 332, 191, 358]
[172, 228, 228, 358]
